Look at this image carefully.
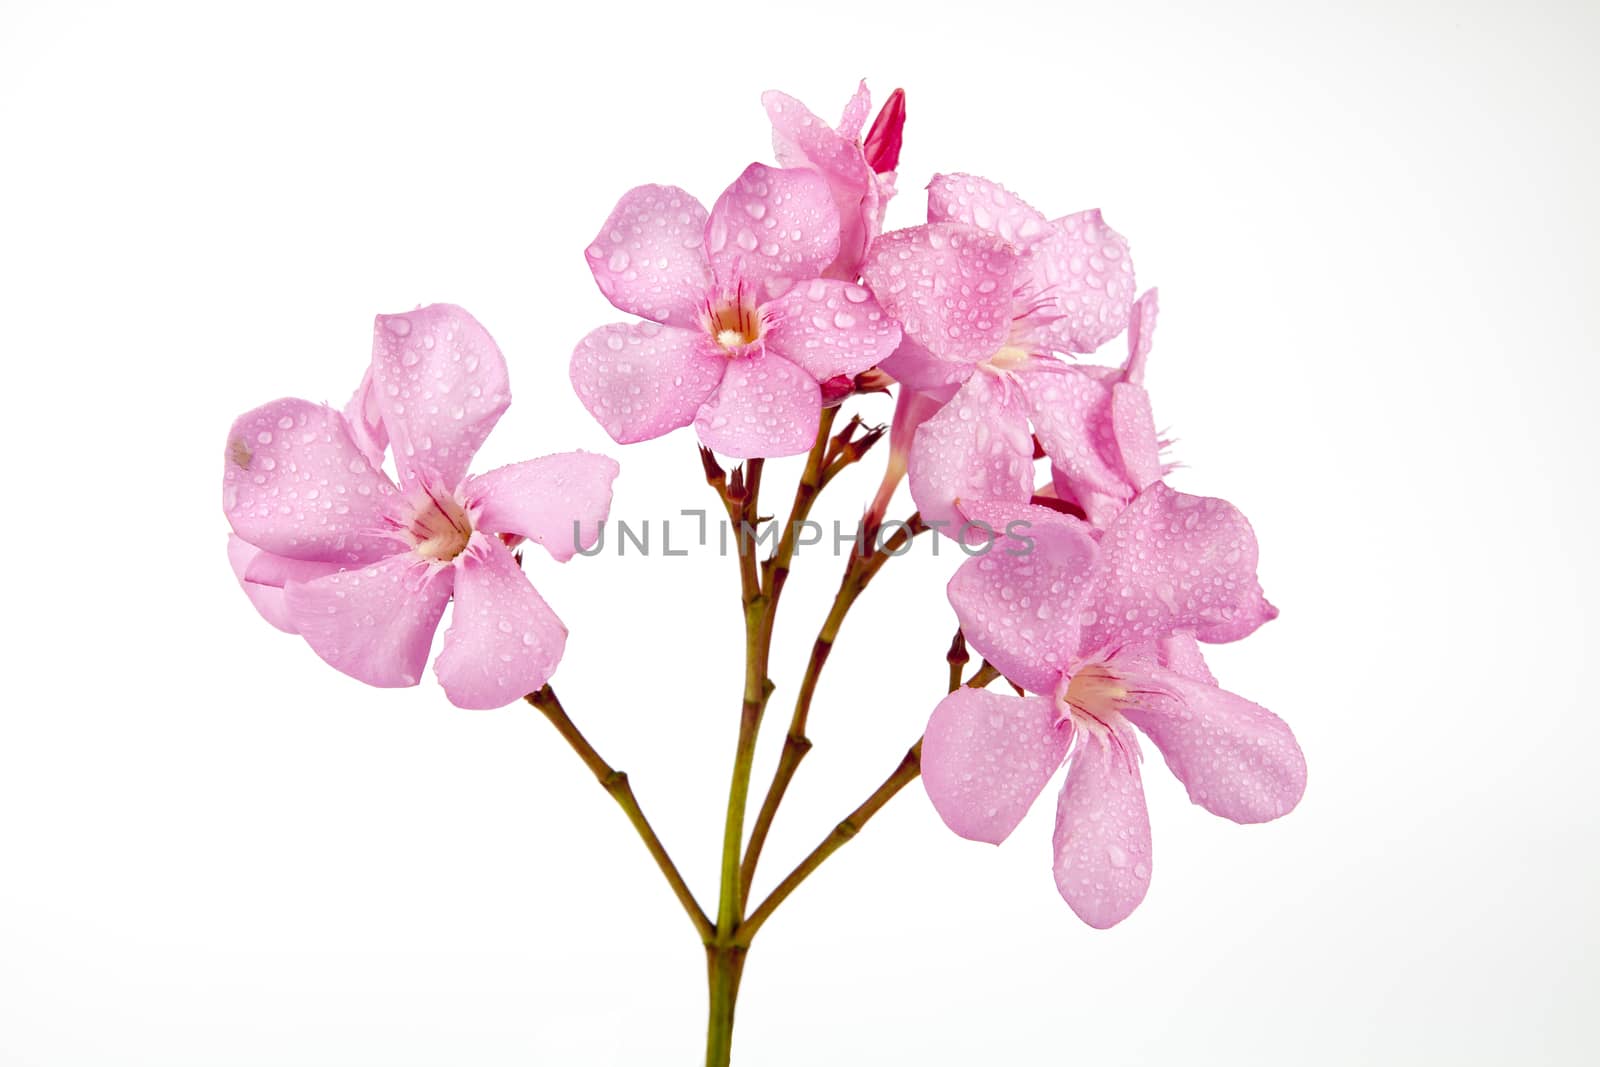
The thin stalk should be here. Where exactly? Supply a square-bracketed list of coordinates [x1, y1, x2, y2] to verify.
[526, 686, 712, 942]
[736, 651, 1008, 945]
[737, 740, 924, 945]
[714, 457, 769, 938]
[738, 513, 926, 897]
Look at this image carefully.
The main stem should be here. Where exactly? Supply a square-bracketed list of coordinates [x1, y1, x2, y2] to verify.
[705, 448, 769, 1067]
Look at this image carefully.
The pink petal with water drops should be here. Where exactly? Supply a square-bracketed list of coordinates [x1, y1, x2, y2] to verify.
[570, 321, 727, 445]
[585, 184, 714, 329]
[946, 506, 1099, 695]
[1111, 382, 1163, 489]
[283, 552, 454, 688]
[240, 541, 344, 590]
[222, 398, 398, 565]
[838, 79, 872, 139]
[922, 688, 1073, 845]
[468, 452, 619, 563]
[1052, 731, 1153, 929]
[1157, 632, 1217, 685]
[705, 163, 840, 298]
[1022, 210, 1137, 354]
[343, 365, 390, 471]
[1124, 288, 1159, 385]
[371, 304, 510, 491]
[762, 91, 879, 280]
[763, 278, 901, 381]
[433, 534, 568, 710]
[1082, 482, 1277, 653]
[926, 173, 1049, 248]
[228, 535, 300, 634]
[1124, 665, 1306, 824]
[908, 373, 1035, 536]
[1021, 367, 1125, 498]
[861, 224, 1018, 363]
[876, 336, 973, 393]
[693, 351, 821, 458]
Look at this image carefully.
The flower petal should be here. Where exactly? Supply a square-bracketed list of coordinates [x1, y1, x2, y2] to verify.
[922, 688, 1073, 845]
[908, 373, 1034, 536]
[837, 79, 872, 139]
[763, 278, 901, 381]
[946, 507, 1100, 695]
[1111, 382, 1163, 490]
[222, 398, 399, 564]
[1021, 210, 1137, 354]
[706, 163, 840, 297]
[861, 223, 1018, 363]
[1124, 665, 1306, 824]
[1157, 631, 1217, 685]
[693, 351, 820, 458]
[227, 535, 308, 634]
[1052, 733, 1153, 928]
[570, 322, 726, 445]
[926, 173, 1049, 248]
[876, 336, 973, 393]
[585, 184, 714, 328]
[433, 535, 568, 709]
[1021, 364, 1125, 499]
[1084, 483, 1277, 651]
[468, 452, 619, 563]
[240, 541, 343, 590]
[283, 552, 454, 688]
[343, 365, 390, 471]
[762, 91, 880, 280]
[371, 304, 510, 490]
[1124, 288, 1159, 385]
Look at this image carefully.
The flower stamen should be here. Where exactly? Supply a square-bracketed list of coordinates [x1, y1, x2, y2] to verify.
[704, 280, 764, 355]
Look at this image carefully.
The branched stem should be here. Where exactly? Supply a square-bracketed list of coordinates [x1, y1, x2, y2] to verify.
[738, 512, 927, 898]
[527, 686, 712, 942]
[736, 648, 1010, 945]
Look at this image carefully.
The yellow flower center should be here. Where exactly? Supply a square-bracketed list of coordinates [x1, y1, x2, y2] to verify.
[406, 487, 473, 561]
[705, 292, 763, 354]
[1058, 662, 1130, 738]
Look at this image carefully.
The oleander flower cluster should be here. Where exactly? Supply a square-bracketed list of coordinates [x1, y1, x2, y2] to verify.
[561, 82, 1306, 927]
[221, 80, 1303, 1061]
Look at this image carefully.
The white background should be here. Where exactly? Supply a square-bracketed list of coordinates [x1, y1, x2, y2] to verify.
[2, 0, 1596, 1063]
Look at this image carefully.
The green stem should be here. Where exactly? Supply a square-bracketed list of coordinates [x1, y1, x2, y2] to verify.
[526, 686, 712, 942]
[738, 740, 924, 945]
[738, 513, 927, 897]
[715, 457, 769, 938]
[704, 944, 746, 1067]
[736, 650, 1008, 945]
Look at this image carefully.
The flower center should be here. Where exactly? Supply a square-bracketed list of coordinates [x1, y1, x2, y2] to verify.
[402, 484, 474, 561]
[982, 344, 1033, 373]
[1057, 662, 1130, 738]
[704, 290, 763, 355]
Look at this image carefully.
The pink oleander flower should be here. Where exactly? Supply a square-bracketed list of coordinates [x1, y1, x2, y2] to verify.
[573, 163, 902, 458]
[763, 81, 903, 281]
[223, 304, 619, 710]
[861, 174, 1142, 537]
[920, 486, 1301, 928]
